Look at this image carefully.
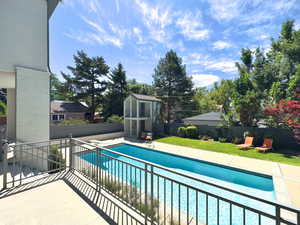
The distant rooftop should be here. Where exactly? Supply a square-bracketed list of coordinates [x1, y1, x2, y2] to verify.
[51, 100, 89, 113]
[183, 111, 223, 121]
[131, 93, 162, 102]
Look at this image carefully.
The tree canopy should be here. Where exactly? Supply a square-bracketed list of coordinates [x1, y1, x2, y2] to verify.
[153, 50, 194, 122]
[61, 50, 110, 121]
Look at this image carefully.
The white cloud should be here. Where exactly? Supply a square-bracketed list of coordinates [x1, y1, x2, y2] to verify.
[273, 0, 296, 12]
[295, 23, 300, 30]
[208, 0, 296, 25]
[133, 0, 173, 43]
[185, 53, 237, 73]
[213, 41, 232, 50]
[208, 0, 244, 22]
[133, 27, 146, 44]
[192, 74, 220, 87]
[67, 17, 124, 48]
[206, 61, 237, 73]
[176, 11, 210, 40]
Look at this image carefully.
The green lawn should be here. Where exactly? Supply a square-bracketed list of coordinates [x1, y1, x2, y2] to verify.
[156, 136, 300, 166]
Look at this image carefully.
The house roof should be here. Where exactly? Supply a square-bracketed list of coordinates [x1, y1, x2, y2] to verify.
[51, 101, 89, 113]
[131, 93, 162, 102]
[183, 111, 223, 121]
[47, 0, 60, 19]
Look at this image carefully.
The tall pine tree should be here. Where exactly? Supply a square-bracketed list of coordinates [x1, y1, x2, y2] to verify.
[153, 50, 193, 123]
[103, 63, 127, 119]
[62, 51, 109, 122]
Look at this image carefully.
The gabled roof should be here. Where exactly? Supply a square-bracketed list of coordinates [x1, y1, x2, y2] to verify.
[183, 111, 223, 121]
[51, 101, 89, 113]
[131, 93, 162, 102]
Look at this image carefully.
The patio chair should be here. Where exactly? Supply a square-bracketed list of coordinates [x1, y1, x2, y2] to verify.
[237, 136, 254, 150]
[256, 138, 273, 153]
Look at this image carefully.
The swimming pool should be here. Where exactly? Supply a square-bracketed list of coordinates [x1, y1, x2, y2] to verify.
[80, 143, 277, 225]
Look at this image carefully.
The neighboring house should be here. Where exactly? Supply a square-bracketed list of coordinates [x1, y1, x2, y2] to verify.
[124, 93, 162, 137]
[0, 0, 60, 142]
[50, 101, 89, 122]
[183, 111, 224, 126]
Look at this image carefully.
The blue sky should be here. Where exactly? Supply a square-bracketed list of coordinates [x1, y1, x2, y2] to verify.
[49, 0, 300, 87]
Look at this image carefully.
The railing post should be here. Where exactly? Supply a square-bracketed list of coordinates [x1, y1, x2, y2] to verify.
[275, 206, 280, 225]
[150, 165, 154, 225]
[97, 147, 101, 192]
[69, 134, 73, 171]
[144, 163, 148, 225]
[2, 139, 8, 190]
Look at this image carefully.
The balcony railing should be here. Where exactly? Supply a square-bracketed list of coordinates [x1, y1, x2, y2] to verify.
[1, 138, 300, 225]
[71, 139, 300, 225]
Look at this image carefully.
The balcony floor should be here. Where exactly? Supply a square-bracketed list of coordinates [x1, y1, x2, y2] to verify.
[0, 171, 144, 225]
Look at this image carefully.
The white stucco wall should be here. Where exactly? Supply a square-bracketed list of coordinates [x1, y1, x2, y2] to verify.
[16, 67, 50, 142]
[0, 0, 48, 73]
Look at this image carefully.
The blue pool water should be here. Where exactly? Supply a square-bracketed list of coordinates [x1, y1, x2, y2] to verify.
[80, 144, 276, 225]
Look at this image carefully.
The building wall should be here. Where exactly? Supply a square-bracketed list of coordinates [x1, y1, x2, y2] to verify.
[50, 123, 123, 139]
[50, 112, 86, 121]
[16, 67, 49, 142]
[66, 112, 86, 121]
[0, 0, 48, 73]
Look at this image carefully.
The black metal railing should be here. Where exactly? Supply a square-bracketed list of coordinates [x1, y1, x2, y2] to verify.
[70, 139, 300, 225]
[1, 138, 68, 189]
[1, 137, 300, 225]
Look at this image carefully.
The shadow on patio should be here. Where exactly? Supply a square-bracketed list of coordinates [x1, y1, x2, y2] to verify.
[0, 171, 144, 225]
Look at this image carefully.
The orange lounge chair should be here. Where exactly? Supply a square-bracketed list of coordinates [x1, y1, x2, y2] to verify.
[256, 138, 273, 153]
[237, 136, 254, 149]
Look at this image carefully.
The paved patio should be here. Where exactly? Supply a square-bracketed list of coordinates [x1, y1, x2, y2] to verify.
[0, 171, 144, 225]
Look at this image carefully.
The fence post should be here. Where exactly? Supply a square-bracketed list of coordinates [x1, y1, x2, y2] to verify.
[69, 134, 73, 171]
[2, 139, 8, 190]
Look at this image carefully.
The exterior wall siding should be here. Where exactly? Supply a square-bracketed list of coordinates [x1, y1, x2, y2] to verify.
[0, 0, 48, 73]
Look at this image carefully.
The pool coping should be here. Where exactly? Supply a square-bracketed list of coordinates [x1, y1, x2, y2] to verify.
[108, 142, 274, 180]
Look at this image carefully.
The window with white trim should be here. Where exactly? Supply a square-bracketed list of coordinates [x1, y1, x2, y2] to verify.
[52, 114, 65, 121]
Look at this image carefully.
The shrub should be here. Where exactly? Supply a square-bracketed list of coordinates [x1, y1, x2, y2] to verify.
[218, 137, 227, 143]
[185, 126, 198, 138]
[48, 145, 65, 173]
[55, 120, 88, 126]
[243, 131, 254, 137]
[202, 135, 210, 141]
[177, 126, 187, 137]
[107, 114, 123, 123]
[264, 134, 273, 139]
[232, 137, 243, 144]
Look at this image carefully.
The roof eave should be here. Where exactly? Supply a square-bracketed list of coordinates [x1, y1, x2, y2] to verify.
[47, 0, 60, 19]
